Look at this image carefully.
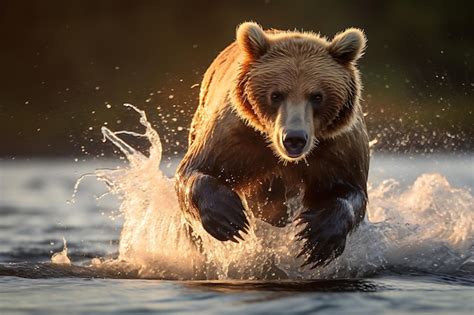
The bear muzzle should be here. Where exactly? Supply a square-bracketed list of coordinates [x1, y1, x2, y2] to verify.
[282, 129, 309, 158]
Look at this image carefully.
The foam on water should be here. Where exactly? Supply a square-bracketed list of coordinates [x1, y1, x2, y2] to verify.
[88, 105, 473, 280]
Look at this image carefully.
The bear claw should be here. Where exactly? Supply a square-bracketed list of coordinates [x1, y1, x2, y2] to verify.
[200, 207, 249, 242]
[192, 175, 249, 242]
[296, 209, 350, 269]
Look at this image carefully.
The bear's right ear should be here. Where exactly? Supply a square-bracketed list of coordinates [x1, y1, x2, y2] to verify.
[328, 28, 366, 65]
[236, 22, 269, 60]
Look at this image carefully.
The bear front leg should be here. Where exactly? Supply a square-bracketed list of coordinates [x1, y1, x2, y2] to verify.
[296, 184, 367, 268]
[176, 172, 249, 242]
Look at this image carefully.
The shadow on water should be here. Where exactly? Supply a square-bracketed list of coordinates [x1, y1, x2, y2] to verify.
[0, 262, 139, 280]
[0, 262, 380, 292]
[184, 279, 380, 293]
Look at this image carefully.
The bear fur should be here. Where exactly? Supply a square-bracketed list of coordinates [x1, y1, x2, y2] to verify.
[175, 22, 369, 268]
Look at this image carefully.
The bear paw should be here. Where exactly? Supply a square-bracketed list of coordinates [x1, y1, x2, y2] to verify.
[296, 209, 352, 269]
[192, 175, 249, 242]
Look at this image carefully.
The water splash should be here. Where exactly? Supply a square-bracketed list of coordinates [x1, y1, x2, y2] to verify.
[51, 237, 71, 265]
[91, 105, 472, 280]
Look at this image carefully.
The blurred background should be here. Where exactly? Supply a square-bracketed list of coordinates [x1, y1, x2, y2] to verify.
[1, 0, 473, 160]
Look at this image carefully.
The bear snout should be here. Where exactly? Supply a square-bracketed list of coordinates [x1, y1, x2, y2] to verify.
[282, 130, 308, 157]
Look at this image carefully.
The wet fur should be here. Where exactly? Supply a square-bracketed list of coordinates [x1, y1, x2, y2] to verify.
[176, 23, 369, 268]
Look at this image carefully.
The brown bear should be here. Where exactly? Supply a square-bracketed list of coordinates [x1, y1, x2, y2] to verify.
[175, 22, 369, 268]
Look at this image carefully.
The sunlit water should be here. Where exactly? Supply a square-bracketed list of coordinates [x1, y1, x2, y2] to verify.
[1, 106, 473, 314]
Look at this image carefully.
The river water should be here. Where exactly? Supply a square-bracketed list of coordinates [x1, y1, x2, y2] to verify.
[0, 107, 472, 314]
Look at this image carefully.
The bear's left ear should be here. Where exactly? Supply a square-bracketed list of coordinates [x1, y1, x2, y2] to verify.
[328, 28, 366, 64]
[236, 22, 269, 60]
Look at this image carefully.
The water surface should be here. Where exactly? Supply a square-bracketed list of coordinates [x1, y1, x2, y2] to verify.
[0, 108, 472, 314]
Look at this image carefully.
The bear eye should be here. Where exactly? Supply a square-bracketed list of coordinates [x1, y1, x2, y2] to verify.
[271, 91, 286, 103]
[309, 92, 323, 106]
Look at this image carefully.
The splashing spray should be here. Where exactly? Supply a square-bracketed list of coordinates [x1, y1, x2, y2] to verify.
[78, 104, 473, 280]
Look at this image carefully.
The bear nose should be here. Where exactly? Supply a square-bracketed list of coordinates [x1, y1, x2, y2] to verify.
[282, 130, 308, 157]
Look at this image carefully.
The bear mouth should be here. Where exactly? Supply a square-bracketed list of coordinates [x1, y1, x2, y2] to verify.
[285, 150, 305, 158]
[280, 145, 311, 161]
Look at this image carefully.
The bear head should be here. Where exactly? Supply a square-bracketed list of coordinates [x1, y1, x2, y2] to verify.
[232, 22, 366, 163]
